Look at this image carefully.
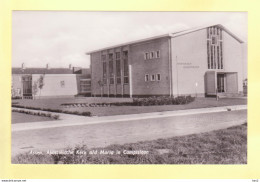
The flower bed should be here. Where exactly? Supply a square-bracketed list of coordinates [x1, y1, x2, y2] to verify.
[60, 96, 195, 107]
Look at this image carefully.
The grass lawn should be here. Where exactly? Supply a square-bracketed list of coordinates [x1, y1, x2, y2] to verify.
[13, 97, 247, 116]
[12, 123, 247, 164]
[12, 112, 55, 124]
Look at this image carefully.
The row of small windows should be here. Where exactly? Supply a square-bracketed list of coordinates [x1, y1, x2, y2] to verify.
[144, 50, 160, 60]
[102, 51, 129, 85]
[145, 74, 161, 82]
[207, 27, 223, 69]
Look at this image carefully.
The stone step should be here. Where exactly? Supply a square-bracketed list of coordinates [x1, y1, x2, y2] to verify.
[217, 92, 244, 98]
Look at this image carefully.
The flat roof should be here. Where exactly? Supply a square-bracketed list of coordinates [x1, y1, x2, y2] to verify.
[86, 24, 244, 55]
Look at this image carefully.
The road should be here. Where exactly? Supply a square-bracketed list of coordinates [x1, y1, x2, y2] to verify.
[12, 109, 247, 157]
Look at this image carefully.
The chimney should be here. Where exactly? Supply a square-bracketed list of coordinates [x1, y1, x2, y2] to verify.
[69, 64, 72, 70]
[46, 63, 49, 69]
[21, 63, 25, 69]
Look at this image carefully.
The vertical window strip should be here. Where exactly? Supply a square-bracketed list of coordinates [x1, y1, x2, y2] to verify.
[123, 51, 129, 84]
[103, 61, 107, 85]
[220, 42, 223, 69]
[102, 55, 106, 62]
[116, 58, 121, 84]
[207, 40, 210, 69]
[211, 45, 213, 69]
[108, 53, 114, 85]
[213, 46, 216, 69]
[217, 46, 220, 69]
[109, 60, 114, 84]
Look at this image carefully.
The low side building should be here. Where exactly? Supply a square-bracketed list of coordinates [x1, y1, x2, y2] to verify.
[12, 65, 91, 99]
[87, 24, 246, 97]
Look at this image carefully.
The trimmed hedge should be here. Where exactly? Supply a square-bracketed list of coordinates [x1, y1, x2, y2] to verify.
[113, 96, 195, 106]
[12, 108, 60, 120]
[60, 96, 195, 108]
[11, 105, 92, 117]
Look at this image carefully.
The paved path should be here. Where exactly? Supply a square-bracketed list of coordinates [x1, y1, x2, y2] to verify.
[12, 105, 247, 131]
[12, 107, 247, 157]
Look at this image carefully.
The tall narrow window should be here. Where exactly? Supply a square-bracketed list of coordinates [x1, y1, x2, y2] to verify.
[207, 26, 223, 70]
[212, 36, 216, 45]
[211, 45, 213, 69]
[217, 46, 220, 69]
[103, 62, 107, 85]
[207, 40, 210, 69]
[220, 42, 223, 69]
[156, 50, 160, 58]
[150, 51, 155, 59]
[116, 52, 121, 84]
[102, 55, 106, 62]
[109, 53, 114, 84]
[151, 74, 155, 81]
[156, 74, 161, 81]
[102, 55, 107, 85]
[123, 51, 129, 84]
[213, 46, 216, 69]
[145, 74, 149, 82]
[144, 52, 149, 60]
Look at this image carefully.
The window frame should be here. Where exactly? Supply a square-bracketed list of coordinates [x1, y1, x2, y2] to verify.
[145, 74, 149, 82]
[123, 51, 129, 84]
[151, 74, 155, 81]
[156, 50, 160, 58]
[144, 52, 150, 60]
[150, 51, 155, 59]
[156, 73, 161, 81]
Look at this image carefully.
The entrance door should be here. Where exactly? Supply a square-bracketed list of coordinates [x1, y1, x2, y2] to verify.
[217, 74, 225, 93]
[22, 75, 32, 97]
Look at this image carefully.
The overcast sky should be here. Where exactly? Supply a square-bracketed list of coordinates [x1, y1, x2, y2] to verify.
[12, 11, 247, 68]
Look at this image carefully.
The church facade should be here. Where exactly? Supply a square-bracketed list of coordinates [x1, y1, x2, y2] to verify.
[87, 24, 246, 97]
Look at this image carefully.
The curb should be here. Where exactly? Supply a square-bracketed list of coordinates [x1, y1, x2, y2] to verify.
[12, 105, 247, 132]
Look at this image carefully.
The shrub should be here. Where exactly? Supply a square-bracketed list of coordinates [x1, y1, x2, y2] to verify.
[12, 96, 22, 100]
[81, 112, 92, 116]
[12, 108, 60, 120]
[132, 96, 195, 106]
[52, 115, 60, 120]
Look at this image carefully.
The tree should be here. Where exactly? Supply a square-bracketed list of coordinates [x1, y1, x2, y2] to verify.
[38, 74, 45, 98]
[32, 81, 38, 99]
[98, 80, 104, 98]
